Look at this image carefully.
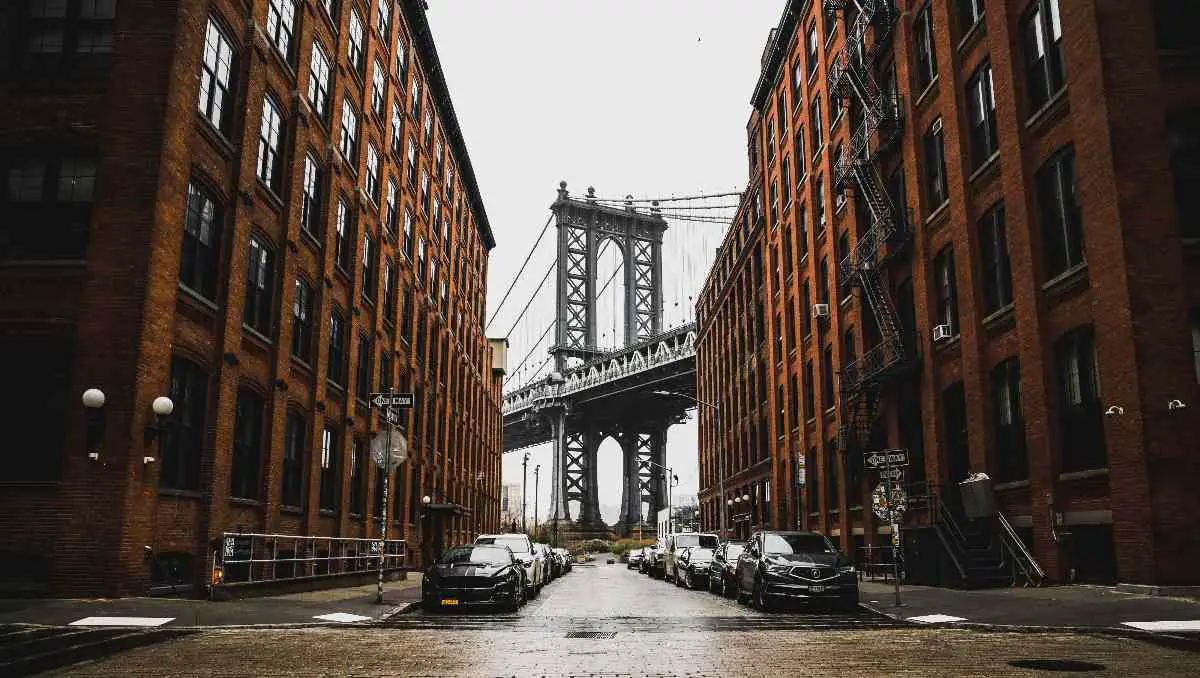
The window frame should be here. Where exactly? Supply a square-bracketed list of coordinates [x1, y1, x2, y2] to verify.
[243, 234, 276, 335]
[180, 179, 223, 301]
[198, 17, 237, 135]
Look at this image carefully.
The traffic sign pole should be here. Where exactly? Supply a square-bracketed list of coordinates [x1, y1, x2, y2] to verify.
[887, 452, 901, 607]
[378, 413, 391, 605]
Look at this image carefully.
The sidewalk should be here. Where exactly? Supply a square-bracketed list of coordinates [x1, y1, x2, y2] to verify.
[0, 576, 422, 629]
[858, 581, 1200, 634]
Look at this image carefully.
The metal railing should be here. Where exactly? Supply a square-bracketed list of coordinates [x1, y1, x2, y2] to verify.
[996, 511, 1046, 587]
[213, 533, 406, 587]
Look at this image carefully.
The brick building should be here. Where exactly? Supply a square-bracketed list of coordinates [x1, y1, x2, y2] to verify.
[0, 0, 505, 597]
[696, 0, 1200, 587]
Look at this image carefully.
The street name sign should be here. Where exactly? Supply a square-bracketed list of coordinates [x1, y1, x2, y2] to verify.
[369, 392, 414, 409]
[864, 450, 909, 468]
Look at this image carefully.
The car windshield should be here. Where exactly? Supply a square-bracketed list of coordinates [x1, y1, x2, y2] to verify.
[687, 548, 715, 560]
[438, 546, 511, 566]
[476, 536, 530, 554]
[762, 533, 835, 555]
[725, 544, 745, 559]
[673, 534, 719, 549]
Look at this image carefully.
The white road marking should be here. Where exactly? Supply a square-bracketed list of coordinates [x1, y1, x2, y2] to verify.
[69, 617, 175, 627]
[907, 614, 967, 624]
[313, 612, 373, 623]
[1122, 620, 1200, 632]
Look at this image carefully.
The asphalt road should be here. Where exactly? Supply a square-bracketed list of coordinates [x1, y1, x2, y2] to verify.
[37, 563, 1200, 677]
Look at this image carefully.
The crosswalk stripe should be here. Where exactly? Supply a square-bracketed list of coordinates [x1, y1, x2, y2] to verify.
[68, 617, 175, 627]
[1122, 620, 1200, 632]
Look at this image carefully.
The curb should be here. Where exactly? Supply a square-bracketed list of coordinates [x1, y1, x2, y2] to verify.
[859, 602, 1200, 652]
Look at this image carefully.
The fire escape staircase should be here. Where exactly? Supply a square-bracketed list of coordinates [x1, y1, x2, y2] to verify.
[825, 0, 911, 455]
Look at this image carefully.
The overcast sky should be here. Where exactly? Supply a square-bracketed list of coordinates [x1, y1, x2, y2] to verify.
[426, 1, 784, 526]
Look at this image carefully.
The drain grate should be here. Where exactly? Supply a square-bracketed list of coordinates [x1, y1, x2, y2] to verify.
[565, 631, 616, 639]
[1007, 659, 1105, 672]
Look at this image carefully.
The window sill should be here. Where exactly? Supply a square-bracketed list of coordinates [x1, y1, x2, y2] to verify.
[290, 356, 314, 376]
[243, 324, 273, 347]
[1058, 468, 1109, 482]
[281, 505, 305, 515]
[839, 295, 853, 307]
[319, 508, 336, 517]
[230, 497, 262, 506]
[982, 303, 1015, 330]
[178, 283, 220, 313]
[968, 152, 1001, 186]
[993, 480, 1030, 491]
[914, 76, 940, 110]
[956, 16, 987, 54]
[925, 200, 951, 229]
[933, 333, 962, 353]
[255, 181, 285, 213]
[300, 227, 324, 253]
[194, 114, 236, 159]
[0, 259, 87, 271]
[1041, 262, 1089, 300]
[158, 488, 202, 499]
[1025, 88, 1070, 135]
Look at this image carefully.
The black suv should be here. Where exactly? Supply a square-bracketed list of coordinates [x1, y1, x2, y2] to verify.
[735, 531, 858, 611]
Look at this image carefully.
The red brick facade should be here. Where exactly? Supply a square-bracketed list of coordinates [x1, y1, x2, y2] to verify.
[697, 0, 1200, 585]
[0, 0, 504, 597]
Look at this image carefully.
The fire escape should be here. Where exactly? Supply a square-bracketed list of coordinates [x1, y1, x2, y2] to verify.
[824, 0, 910, 456]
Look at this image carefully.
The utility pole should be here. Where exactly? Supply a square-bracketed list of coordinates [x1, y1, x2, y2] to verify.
[522, 452, 529, 533]
[533, 464, 541, 534]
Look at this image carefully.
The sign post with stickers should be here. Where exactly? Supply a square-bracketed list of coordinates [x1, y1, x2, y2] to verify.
[368, 389, 413, 604]
[865, 448, 908, 607]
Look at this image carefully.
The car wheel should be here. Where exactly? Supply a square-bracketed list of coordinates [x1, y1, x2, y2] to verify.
[753, 577, 773, 612]
[736, 581, 749, 605]
[723, 576, 735, 598]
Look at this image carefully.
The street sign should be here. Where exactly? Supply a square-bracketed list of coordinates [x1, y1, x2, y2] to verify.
[371, 430, 408, 470]
[369, 392, 414, 409]
[871, 483, 907, 522]
[876, 467, 904, 481]
[864, 449, 909, 469]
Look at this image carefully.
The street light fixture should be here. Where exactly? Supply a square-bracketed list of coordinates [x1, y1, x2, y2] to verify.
[422, 495, 431, 504]
[142, 396, 174, 466]
[652, 389, 727, 541]
[82, 388, 106, 462]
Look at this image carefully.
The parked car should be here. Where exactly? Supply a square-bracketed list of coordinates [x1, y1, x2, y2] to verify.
[533, 543, 556, 580]
[663, 532, 720, 583]
[421, 544, 526, 613]
[475, 533, 544, 599]
[626, 547, 645, 570]
[708, 542, 744, 597]
[735, 531, 858, 611]
[553, 548, 573, 573]
[674, 546, 714, 589]
[644, 542, 666, 578]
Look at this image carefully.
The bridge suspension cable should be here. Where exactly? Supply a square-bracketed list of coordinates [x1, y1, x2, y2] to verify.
[586, 190, 744, 203]
[484, 211, 554, 332]
[503, 258, 556, 340]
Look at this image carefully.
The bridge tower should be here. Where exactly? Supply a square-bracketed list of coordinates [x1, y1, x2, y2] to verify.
[545, 182, 670, 534]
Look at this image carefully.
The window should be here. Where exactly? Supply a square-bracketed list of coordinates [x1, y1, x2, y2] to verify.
[818, 256, 830, 306]
[422, 113, 432, 147]
[830, 90, 842, 125]
[161, 356, 208, 491]
[801, 279, 812, 337]
[797, 203, 809, 259]
[836, 231, 849, 293]
[958, 0, 985, 34]
[766, 119, 776, 165]
[794, 126, 806, 180]
[400, 287, 414, 341]
[403, 208, 414, 256]
[923, 119, 948, 209]
[806, 20, 818, 77]
[395, 36, 408, 81]
[815, 178, 826, 232]
[1023, 0, 1065, 112]
[420, 169, 430, 211]
[810, 95, 823, 152]
[825, 440, 839, 509]
[347, 8, 364, 72]
[1055, 326, 1106, 471]
[292, 278, 314, 362]
[405, 138, 417, 187]
[914, 3, 938, 91]
[0, 331, 72, 481]
[821, 344, 834, 410]
[417, 237, 426, 280]
[334, 198, 352, 271]
[979, 203, 1013, 313]
[356, 336, 372, 401]
[231, 389, 264, 500]
[21, 0, 115, 63]
[328, 310, 347, 385]
[1192, 312, 1200, 383]
[243, 235, 275, 334]
[934, 246, 959, 335]
[967, 63, 998, 167]
[781, 157, 791, 204]
[361, 232, 376, 301]
[319, 425, 339, 510]
[256, 96, 283, 191]
[365, 143, 379, 201]
[301, 154, 322, 237]
[384, 179, 398, 235]
[180, 180, 222, 300]
[410, 78, 421, 119]
[379, 348, 394, 391]
[990, 358, 1028, 482]
[1037, 146, 1084, 278]
[282, 411, 306, 507]
[199, 18, 236, 133]
[308, 41, 331, 119]
[320, 0, 338, 20]
[769, 181, 778, 226]
[371, 58, 386, 117]
[376, 0, 391, 38]
[350, 439, 366, 515]
[775, 382, 785, 432]
[1167, 109, 1200, 239]
[383, 259, 396, 321]
[266, 0, 296, 58]
[390, 102, 403, 153]
[339, 98, 358, 162]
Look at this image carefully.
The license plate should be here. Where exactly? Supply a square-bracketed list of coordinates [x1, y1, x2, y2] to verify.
[809, 585, 826, 593]
[441, 599, 459, 606]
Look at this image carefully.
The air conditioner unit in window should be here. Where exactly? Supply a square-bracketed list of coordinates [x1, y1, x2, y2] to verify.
[933, 324, 953, 342]
[812, 303, 830, 319]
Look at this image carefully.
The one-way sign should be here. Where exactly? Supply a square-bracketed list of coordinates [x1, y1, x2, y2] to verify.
[369, 392, 414, 409]
[864, 449, 909, 468]
[877, 467, 904, 481]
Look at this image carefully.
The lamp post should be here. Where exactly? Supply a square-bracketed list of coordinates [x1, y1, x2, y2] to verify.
[143, 396, 175, 471]
[533, 464, 541, 535]
[521, 451, 529, 534]
[81, 388, 106, 462]
[642, 458, 678, 534]
[653, 390, 725, 540]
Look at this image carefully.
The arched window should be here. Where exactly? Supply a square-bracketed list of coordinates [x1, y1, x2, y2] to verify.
[162, 356, 209, 491]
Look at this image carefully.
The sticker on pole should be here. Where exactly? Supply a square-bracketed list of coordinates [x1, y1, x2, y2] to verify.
[372, 430, 408, 470]
[871, 483, 907, 522]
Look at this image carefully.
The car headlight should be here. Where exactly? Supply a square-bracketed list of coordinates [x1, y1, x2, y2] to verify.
[838, 565, 856, 574]
[766, 565, 791, 575]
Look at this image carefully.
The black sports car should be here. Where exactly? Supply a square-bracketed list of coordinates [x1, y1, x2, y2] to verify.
[421, 544, 527, 613]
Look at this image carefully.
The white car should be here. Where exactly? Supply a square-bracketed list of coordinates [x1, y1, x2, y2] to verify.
[475, 534, 544, 598]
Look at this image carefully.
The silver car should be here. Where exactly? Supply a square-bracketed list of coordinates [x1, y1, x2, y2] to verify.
[475, 534, 544, 598]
